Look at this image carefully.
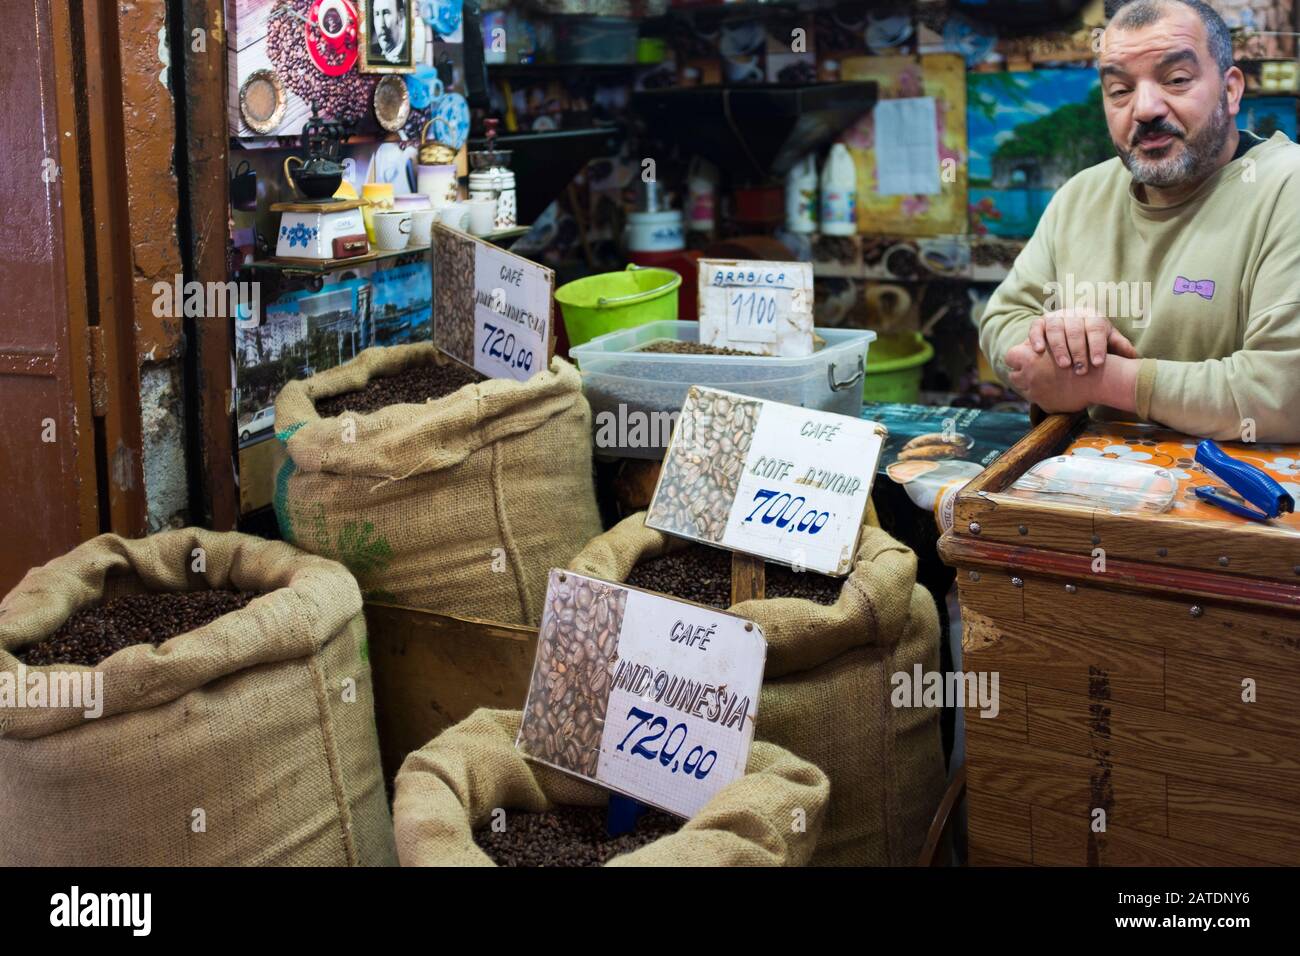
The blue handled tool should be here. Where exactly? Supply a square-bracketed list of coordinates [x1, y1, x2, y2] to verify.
[1193, 440, 1294, 521]
[605, 793, 648, 837]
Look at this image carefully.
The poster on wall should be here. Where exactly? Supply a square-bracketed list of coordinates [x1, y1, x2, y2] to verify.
[227, 0, 465, 138]
[234, 259, 432, 514]
[839, 54, 969, 237]
[966, 68, 1110, 239]
[1239, 96, 1299, 140]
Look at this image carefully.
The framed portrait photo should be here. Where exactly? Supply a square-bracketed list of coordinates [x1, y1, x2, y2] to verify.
[360, 0, 415, 73]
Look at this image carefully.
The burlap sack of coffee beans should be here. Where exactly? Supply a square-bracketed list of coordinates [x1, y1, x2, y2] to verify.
[393, 709, 829, 866]
[274, 343, 602, 625]
[568, 510, 945, 866]
[0, 528, 396, 866]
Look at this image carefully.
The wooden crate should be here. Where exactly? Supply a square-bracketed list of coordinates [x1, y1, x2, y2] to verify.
[362, 552, 774, 782]
[939, 414, 1300, 866]
[363, 603, 539, 782]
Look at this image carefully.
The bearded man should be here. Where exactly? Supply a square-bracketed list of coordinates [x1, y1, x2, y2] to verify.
[980, 0, 1300, 441]
[371, 0, 407, 64]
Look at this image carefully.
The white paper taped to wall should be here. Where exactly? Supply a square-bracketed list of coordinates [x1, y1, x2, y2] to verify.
[874, 97, 940, 197]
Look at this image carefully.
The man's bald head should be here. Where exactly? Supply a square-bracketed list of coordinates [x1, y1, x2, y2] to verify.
[1106, 0, 1234, 72]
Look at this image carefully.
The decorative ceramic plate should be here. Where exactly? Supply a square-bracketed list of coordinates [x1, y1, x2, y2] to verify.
[374, 75, 412, 132]
[431, 92, 470, 150]
[239, 69, 286, 135]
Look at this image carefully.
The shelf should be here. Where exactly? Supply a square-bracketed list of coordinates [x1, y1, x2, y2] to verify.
[484, 225, 532, 242]
[238, 226, 535, 279]
[631, 82, 876, 181]
[487, 62, 646, 75]
[231, 133, 416, 151]
[241, 245, 432, 277]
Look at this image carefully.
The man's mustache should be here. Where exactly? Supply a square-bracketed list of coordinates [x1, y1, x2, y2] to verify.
[1131, 119, 1185, 146]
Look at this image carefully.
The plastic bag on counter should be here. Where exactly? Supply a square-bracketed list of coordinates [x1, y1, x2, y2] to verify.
[1008, 455, 1177, 513]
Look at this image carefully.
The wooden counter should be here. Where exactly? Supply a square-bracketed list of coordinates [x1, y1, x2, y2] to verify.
[939, 414, 1300, 866]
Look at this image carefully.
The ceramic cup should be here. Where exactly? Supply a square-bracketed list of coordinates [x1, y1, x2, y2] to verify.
[373, 210, 412, 250]
[438, 202, 470, 231]
[466, 198, 497, 237]
[417, 164, 459, 208]
[394, 192, 432, 212]
[410, 208, 437, 246]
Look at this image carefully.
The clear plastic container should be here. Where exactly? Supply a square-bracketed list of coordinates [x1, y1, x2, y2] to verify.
[570, 320, 875, 459]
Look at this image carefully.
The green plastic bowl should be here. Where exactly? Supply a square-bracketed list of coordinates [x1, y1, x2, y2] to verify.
[861, 332, 934, 403]
[555, 265, 682, 348]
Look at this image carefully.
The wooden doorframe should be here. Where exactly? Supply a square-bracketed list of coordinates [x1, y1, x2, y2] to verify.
[178, 0, 239, 530]
[74, 0, 151, 536]
[46, 0, 102, 539]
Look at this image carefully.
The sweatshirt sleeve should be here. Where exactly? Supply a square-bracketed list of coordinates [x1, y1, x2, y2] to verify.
[978, 191, 1060, 385]
[1141, 175, 1300, 443]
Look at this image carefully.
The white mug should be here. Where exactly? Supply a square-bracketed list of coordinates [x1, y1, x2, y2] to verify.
[373, 210, 412, 250]
[438, 202, 470, 231]
[410, 208, 437, 246]
[416, 164, 459, 209]
[466, 198, 497, 237]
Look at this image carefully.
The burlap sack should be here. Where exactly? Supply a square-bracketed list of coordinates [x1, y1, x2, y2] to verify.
[568, 511, 945, 866]
[274, 343, 602, 625]
[393, 708, 829, 866]
[0, 529, 396, 867]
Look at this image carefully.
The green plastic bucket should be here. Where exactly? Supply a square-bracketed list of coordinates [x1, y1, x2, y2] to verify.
[861, 332, 934, 403]
[555, 265, 681, 348]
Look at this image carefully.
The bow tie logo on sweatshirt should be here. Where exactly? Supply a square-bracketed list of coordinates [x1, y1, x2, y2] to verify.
[1173, 276, 1215, 300]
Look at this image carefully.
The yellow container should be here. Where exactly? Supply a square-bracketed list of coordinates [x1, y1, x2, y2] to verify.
[362, 183, 394, 243]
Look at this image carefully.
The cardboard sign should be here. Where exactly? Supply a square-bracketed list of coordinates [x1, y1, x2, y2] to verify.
[517, 570, 766, 820]
[698, 259, 814, 357]
[646, 386, 886, 576]
[431, 224, 555, 381]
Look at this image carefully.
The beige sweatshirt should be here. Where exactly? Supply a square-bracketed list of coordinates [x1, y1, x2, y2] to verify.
[980, 132, 1300, 442]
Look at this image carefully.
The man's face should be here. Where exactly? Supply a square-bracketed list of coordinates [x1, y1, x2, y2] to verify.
[1099, 5, 1239, 188]
[373, 0, 401, 53]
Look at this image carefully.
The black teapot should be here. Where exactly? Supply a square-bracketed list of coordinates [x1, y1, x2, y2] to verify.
[283, 109, 349, 201]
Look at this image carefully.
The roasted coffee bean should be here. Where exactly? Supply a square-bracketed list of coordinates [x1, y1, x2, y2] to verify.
[473, 805, 681, 867]
[637, 340, 754, 356]
[17, 591, 262, 667]
[315, 361, 483, 418]
[625, 545, 843, 609]
[267, 0, 375, 126]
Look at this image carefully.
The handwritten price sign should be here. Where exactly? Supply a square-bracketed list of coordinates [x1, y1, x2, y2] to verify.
[647, 386, 885, 576]
[433, 225, 554, 381]
[698, 259, 814, 357]
[517, 570, 766, 819]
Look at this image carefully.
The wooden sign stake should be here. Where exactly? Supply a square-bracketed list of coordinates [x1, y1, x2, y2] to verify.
[731, 552, 766, 604]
